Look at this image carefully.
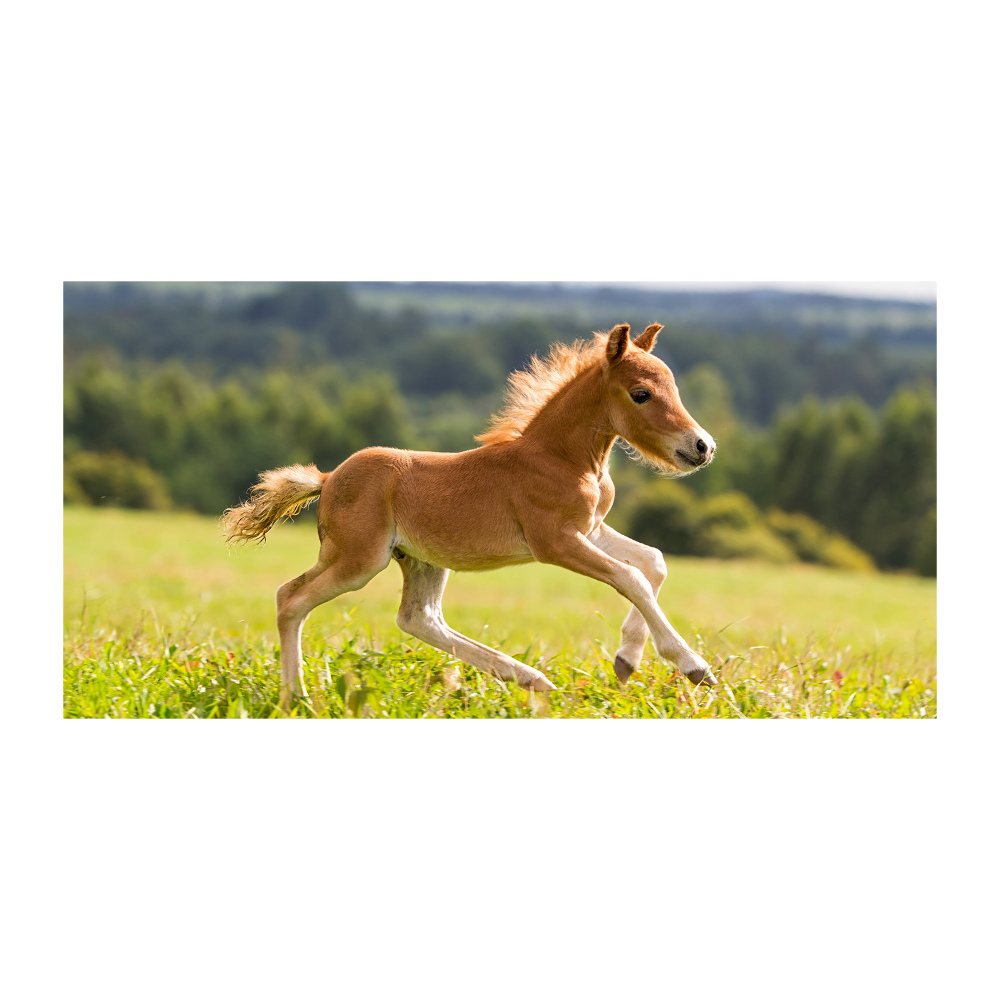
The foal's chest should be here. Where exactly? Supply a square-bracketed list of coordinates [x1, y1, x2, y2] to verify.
[589, 474, 616, 533]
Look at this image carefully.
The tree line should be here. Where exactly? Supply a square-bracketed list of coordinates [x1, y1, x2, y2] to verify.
[64, 361, 414, 517]
[64, 282, 936, 425]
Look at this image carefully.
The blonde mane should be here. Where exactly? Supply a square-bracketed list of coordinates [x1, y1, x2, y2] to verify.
[475, 332, 611, 446]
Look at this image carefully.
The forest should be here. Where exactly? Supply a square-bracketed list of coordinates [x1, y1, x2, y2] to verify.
[63, 282, 936, 576]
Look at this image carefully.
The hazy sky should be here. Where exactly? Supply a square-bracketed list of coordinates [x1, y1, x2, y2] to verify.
[629, 282, 936, 302]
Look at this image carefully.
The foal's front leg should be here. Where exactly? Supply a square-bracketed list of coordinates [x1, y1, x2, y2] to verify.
[531, 528, 717, 686]
[590, 523, 668, 683]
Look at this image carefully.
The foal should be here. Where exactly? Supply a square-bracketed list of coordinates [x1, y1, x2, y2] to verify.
[222, 323, 717, 709]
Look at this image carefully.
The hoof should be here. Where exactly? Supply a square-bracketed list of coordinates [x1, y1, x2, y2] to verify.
[685, 667, 717, 687]
[613, 655, 635, 683]
[526, 674, 556, 692]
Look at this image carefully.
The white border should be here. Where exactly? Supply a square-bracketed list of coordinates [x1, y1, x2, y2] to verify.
[9, 2, 991, 995]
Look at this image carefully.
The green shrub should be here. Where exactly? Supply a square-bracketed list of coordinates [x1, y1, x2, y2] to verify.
[64, 451, 171, 510]
[619, 482, 877, 570]
[699, 492, 760, 532]
[697, 523, 797, 563]
[63, 467, 90, 505]
[624, 480, 702, 555]
[623, 484, 795, 563]
[764, 508, 830, 561]
[765, 508, 874, 572]
[819, 534, 877, 572]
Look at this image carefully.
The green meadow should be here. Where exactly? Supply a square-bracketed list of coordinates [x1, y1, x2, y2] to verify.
[63, 507, 936, 719]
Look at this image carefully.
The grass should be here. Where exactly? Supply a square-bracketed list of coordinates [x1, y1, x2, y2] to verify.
[63, 506, 937, 719]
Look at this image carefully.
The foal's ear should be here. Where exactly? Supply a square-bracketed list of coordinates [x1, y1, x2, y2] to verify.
[633, 323, 662, 352]
[606, 323, 630, 364]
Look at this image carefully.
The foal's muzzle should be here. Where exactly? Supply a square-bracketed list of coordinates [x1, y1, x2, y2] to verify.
[676, 428, 716, 468]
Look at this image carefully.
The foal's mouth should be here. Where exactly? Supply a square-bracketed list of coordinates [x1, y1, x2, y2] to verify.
[675, 449, 708, 469]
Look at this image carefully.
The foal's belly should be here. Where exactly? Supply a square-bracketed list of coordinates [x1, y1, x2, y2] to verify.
[393, 534, 536, 573]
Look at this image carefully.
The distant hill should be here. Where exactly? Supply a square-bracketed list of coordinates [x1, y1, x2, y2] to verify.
[345, 281, 936, 346]
[63, 282, 281, 312]
[64, 280, 935, 347]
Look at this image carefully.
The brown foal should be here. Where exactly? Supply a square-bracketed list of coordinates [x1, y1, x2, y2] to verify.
[222, 323, 717, 710]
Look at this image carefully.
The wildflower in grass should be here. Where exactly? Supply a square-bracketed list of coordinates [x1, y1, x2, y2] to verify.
[833, 670, 844, 688]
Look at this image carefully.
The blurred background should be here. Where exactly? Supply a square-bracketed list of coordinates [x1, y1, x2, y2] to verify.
[63, 280, 936, 577]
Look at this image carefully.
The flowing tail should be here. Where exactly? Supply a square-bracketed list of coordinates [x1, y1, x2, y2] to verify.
[221, 464, 329, 546]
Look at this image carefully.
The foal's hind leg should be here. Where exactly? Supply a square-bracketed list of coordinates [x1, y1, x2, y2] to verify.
[276, 540, 391, 711]
[591, 524, 668, 682]
[395, 554, 555, 692]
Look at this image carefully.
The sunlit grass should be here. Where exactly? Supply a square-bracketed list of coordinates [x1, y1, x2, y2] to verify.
[63, 507, 936, 719]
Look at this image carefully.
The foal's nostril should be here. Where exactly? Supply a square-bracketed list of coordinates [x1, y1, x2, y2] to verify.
[696, 438, 707, 456]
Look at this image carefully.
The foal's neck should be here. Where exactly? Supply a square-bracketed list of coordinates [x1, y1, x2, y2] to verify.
[519, 367, 616, 477]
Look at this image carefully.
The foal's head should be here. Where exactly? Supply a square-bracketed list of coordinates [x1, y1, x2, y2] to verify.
[603, 323, 716, 475]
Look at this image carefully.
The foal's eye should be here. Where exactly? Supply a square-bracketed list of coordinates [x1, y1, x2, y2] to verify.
[630, 389, 652, 404]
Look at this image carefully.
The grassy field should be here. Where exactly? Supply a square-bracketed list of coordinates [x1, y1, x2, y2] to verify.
[63, 507, 936, 719]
